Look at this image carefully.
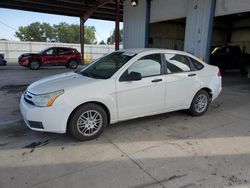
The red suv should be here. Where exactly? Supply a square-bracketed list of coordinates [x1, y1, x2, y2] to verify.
[18, 47, 82, 70]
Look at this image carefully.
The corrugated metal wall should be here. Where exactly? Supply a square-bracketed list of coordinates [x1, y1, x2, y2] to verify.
[123, 0, 147, 48]
[184, 0, 215, 60]
[150, 0, 250, 24]
[0, 41, 119, 62]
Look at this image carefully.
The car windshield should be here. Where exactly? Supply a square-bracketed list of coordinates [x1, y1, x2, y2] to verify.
[80, 51, 136, 79]
[39, 48, 51, 54]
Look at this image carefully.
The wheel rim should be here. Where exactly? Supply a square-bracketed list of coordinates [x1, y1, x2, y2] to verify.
[77, 110, 103, 136]
[69, 61, 77, 68]
[31, 61, 39, 69]
[194, 94, 208, 113]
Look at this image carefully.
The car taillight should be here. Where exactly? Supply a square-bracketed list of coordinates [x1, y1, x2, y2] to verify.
[217, 70, 222, 77]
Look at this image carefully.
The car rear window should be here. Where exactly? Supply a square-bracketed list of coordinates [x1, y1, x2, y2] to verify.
[165, 53, 192, 73]
[189, 57, 204, 70]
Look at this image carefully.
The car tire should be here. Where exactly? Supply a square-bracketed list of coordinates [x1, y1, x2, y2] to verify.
[68, 103, 108, 141]
[189, 90, 210, 116]
[29, 60, 40, 70]
[68, 60, 78, 69]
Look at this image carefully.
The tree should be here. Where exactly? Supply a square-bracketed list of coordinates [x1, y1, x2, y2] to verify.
[15, 22, 96, 44]
[15, 22, 56, 42]
[84, 26, 96, 44]
[55, 23, 96, 44]
[54, 22, 80, 43]
[107, 28, 123, 45]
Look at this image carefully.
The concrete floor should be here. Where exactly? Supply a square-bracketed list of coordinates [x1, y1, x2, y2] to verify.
[0, 64, 250, 188]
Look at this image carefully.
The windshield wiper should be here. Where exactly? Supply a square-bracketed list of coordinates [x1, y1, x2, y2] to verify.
[90, 72, 107, 79]
[80, 71, 93, 78]
[80, 71, 107, 79]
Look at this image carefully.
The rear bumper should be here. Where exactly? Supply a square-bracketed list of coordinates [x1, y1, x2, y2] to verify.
[0, 60, 7, 66]
[19, 95, 72, 134]
[212, 77, 222, 101]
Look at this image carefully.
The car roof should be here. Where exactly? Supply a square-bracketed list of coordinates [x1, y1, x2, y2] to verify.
[119, 48, 192, 56]
[50, 47, 75, 50]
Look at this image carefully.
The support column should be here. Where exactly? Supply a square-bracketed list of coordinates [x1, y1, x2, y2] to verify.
[123, 0, 147, 49]
[115, 0, 120, 50]
[80, 16, 85, 64]
[184, 0, 216, 63]
[144, 0, 151, 48]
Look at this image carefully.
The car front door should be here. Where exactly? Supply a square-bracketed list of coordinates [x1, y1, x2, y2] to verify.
[116, 53, 166, 121]
[164, 53, 201, 110]
[42, 48, 58, 65]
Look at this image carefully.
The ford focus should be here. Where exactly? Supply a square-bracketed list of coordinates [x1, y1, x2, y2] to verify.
[20, 49, 222, 141]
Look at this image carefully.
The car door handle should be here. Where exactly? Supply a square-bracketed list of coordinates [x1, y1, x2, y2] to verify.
[151, 79, 162, 83]
[188, 73, 196, 77]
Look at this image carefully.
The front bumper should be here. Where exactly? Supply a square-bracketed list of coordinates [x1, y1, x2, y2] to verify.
[20, 95, 72, 134]
[18, 59, 29, 66]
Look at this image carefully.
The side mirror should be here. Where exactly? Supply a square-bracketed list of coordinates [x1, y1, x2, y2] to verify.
[125, 71, 142, 81]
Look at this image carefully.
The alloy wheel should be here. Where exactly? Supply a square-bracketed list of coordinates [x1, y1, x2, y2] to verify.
[76, 110, 103, 136]
[194, 93, 208, 113]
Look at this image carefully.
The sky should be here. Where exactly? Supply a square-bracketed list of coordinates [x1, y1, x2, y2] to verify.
[0, 8, 122, 43]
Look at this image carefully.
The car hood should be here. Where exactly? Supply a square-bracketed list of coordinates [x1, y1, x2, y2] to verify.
[20, 53, 38, 57]
[19, 53, 39, 60]
[27, 72, 98, 95]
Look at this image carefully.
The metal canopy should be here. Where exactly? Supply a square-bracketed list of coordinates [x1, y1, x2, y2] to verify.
[0, 0, 123, 64]
[0, 0, 123, 22]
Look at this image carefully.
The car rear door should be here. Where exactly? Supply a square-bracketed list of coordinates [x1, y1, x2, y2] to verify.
[116, 53, 166, 121]
[57, 48, 69, 64]
[164, 53, 201, 110]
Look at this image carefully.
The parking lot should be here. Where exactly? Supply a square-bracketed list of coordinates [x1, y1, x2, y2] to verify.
[1, 64, 250, 188]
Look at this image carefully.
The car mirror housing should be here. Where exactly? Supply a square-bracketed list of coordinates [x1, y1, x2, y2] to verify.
[125, 71, 142, 81]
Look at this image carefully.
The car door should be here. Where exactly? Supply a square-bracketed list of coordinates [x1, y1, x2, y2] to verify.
[116, 53, 166, 121]
[42, 48, 58, 65]
[164, 53, 201, 110]
[57, 48, 69, 64]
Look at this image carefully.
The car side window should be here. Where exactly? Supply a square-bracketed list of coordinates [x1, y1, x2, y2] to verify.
[45, 49, 54, 55]
[165, 53, 192, 73]
[127, 54, 162, 78]
[189, 57, 204, 70]
[58, 48, 69, 54]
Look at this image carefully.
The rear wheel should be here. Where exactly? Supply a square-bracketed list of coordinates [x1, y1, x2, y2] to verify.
[29, 60, 40, 70]
[189, 90, 210, 116]
[68, 103, 108, 141]
[68, 60, 78, 69]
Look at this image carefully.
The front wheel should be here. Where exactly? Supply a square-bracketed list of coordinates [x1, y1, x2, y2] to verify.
[189, 90, 210, 116]
[68, 103, 108, 141]
[29, 60, 40, 70]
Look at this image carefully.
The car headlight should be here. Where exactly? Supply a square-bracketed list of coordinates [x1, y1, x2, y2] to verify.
[21, 56, 29, 61]
[32, 90, 64, 107]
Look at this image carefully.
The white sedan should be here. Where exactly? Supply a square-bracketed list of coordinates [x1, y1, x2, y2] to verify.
[20, 49, 222, 140]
